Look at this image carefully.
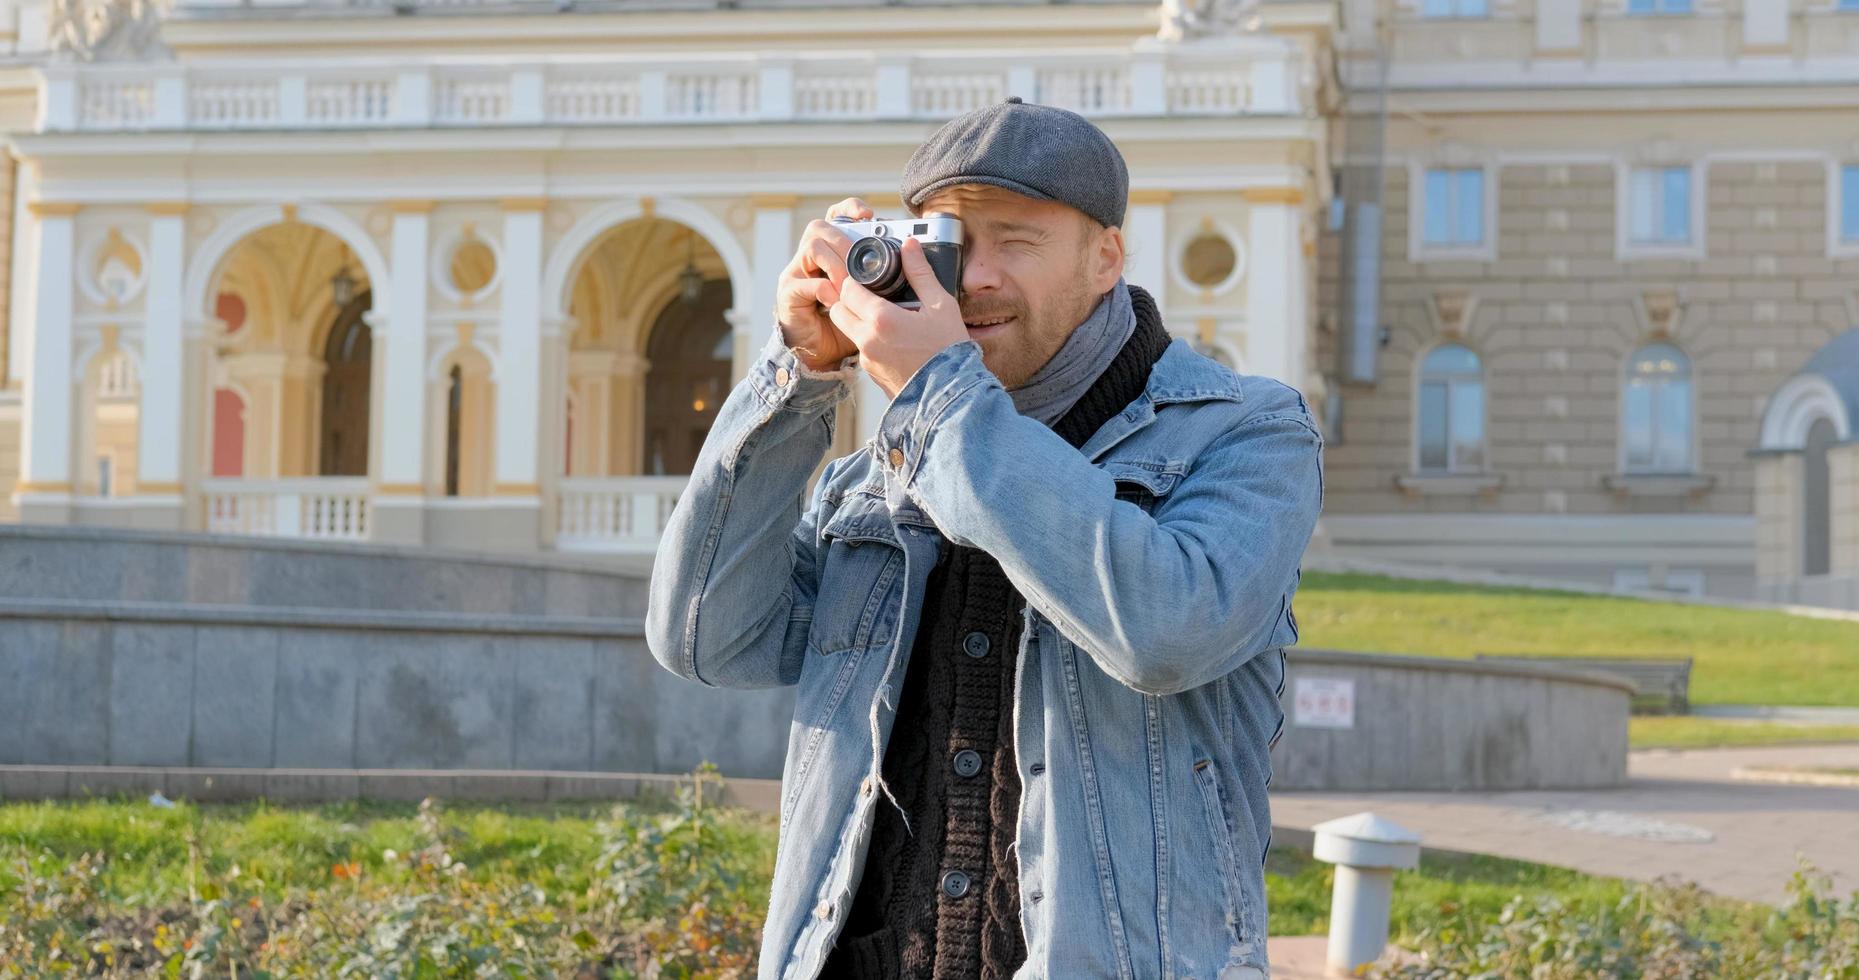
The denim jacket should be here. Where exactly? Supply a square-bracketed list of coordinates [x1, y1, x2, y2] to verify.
[646, 328, 1324, 980]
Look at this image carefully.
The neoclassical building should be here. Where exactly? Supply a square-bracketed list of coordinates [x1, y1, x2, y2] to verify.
[0, 0, 1333, 556]
[1, 0, 1854, 607]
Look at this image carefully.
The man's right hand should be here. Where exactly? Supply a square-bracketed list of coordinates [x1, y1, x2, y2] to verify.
[776, 197, 874, 372]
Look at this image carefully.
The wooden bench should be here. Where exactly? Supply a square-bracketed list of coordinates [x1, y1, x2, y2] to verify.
[1474, 655, 1693, 715]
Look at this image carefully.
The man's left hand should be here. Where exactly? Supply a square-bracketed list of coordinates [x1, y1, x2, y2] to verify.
[828, 237, 969, 398]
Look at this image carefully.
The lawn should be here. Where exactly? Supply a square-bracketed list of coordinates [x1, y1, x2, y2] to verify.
[1629, 717, 1859, 750]
[0, 796, 1661, 976]
[1294, 571, 1859, 708]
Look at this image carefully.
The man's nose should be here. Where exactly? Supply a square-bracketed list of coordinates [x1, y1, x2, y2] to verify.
[960, 251, 1000, 297]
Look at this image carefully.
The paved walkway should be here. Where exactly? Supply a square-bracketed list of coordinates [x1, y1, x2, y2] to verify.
[1271, 744, 1859, 905]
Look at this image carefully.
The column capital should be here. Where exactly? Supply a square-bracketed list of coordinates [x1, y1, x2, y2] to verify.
[1128, 189, 1175, 206]
[145, 202, 190, 217]
[1241, 186, 1305, 206]
[27, 201, 81, 218]
[750, 194, 802, 210]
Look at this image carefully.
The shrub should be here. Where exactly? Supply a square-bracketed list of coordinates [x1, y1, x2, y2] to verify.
[1380, 864, 1859, 979]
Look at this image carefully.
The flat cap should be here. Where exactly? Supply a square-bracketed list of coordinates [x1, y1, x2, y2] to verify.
[901, 96, 1129, 229]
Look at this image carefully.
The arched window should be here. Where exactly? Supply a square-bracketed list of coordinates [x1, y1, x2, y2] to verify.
[445, 364, 463, 498]
[1622, 343, 1693, 473]
[1804, 417, 1836, 577]
[1416, 344, 1485, 473]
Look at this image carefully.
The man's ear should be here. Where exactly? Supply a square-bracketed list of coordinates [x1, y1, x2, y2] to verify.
[1092, 223, 1126, 293]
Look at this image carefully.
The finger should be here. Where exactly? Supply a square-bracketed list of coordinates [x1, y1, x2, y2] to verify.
[805, 238, 850, 284]
[784, 276, 839, 310]
[834, 275, 889, 322]
[828, 299, 873, 349]
[898, 238, 953, 305]
[825, 198, 874, 222]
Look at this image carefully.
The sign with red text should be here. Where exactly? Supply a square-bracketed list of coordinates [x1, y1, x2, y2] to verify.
[1292, 677, 1356, 730]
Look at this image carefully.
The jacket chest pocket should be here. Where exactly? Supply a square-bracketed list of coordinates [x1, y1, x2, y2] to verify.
[1103, 458, 1185, 514]
[810, 495, 904, 657]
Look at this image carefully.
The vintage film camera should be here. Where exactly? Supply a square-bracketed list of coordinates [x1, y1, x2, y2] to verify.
[831, 213, 963, 309]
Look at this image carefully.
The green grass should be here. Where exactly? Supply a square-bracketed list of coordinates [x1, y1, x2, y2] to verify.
[1295, 571, 1859, 708]
[0, 798, 1652, 941]
[1265, 844, 1638, 942]
[1629, 717, 1859, 750]
[0, 796, 773, 908]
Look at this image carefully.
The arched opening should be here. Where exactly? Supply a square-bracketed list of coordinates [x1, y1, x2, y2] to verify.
[1623, 343, 1694, 474]
[1804, 416, 1836, 577]
[430, 342, 495, 497]
[205, 222, 375, 479]
[77, 346, 139, 497]
[319, 291, 373, 477]
[564, 217, 731, 477]
[1415, 343, 1485, 474]
[643, 278, 733, 475]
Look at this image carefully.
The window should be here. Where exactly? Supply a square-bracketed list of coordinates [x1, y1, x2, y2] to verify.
[1422, 0, 1488, 17]
[1627, 0, 1692, 14]
[1627, 167, 1693, 246]
[1841, 165, 1859, 243]
[1422, 168, 1486, 248]
[1417, 345, 1486, 473]
[1843, 0, 1859, 11]
[1622, 344, 1694, 473]
[1804, 417, 1835, 577]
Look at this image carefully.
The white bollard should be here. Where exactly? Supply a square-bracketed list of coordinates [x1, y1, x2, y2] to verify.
[1311, 812, 1421, 977]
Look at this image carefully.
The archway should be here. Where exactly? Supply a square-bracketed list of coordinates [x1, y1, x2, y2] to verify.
[563, 217, 731, 477]
[204, 222, 376, 479]
[643, 278, 733, 475]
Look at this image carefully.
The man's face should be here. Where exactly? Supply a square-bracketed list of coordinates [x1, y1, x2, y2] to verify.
[917, 185, 1124, 389]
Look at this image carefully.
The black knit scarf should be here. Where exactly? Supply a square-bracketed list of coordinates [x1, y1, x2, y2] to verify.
[820, 285, 1173, 980]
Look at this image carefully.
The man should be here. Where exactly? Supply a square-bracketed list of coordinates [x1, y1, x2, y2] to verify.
[646, 98, 1323, 979]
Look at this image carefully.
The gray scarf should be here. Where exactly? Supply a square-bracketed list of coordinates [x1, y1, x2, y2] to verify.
[1008, 279, 1135, 426]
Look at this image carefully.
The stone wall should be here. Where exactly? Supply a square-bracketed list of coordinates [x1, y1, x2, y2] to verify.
[1270, 649, 1632, 792]
[0, 526, 795, 783]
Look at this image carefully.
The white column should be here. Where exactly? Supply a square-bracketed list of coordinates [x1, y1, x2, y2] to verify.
[138, 204, 187, 495]
[495, 200, 545, 494]
[17, 202, 78, 507]
[378, 203, 432, 492]
[1124, 192, 1170, 300]
[745, 195, 798, 381]
[1244, 188, 1308, 389]
[1535, 0, 1582, 54]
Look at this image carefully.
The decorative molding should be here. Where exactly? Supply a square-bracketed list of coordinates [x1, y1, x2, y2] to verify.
[28, 201, 81, 218]
[145, 202, 189, 217]
[493, 483, 541, 497]
[388, 200, 437, 215]
[1639, 289, 1685, 339]
[1129, 189, 1176, 205]
[374, 482, 425, 496]
[1427, 289, 1479, 340]
[279, 203, 298, 224]
[1241, 186, 1304, 205]
[498, 197, 548, 212]
[13, 480, 73, 493]
[749, 194, 802, 209]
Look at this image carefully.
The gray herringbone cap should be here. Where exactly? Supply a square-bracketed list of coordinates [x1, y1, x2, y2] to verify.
[901, 96, 1129, 229]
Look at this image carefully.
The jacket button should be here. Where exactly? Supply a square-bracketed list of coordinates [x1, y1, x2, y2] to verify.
[952, 749, 983, 778]
[860, 776, 874, 797]
[814, 900, 832, 919]
[962, 632, 991, 658]
[941, 870, 971, 898]
[774, 367, 792, 387]
[887, 447, 905, 469]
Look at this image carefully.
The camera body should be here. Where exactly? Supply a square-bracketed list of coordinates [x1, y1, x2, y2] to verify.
[831, 213, 963, 309]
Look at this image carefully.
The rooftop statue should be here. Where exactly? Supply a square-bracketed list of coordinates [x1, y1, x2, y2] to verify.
[1158, 0, 1264, 41]
[49, 0, 168, 62]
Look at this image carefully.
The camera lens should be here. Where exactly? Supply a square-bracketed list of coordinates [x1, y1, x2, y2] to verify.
[846, 236, 903, 294]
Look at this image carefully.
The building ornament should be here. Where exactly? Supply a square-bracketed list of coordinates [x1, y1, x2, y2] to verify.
[49, 0, 168, 62]
[1429, 290, 1477, 339]
[1157, 0, 1261, 42]
[1640, 289, 1682, 338]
